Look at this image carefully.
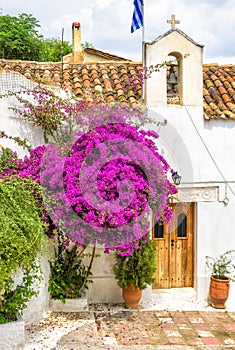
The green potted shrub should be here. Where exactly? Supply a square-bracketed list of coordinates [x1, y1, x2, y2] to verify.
[205, 249, 235, 309]
[113, 235, 156, 308]
[48, 229, 95, 311]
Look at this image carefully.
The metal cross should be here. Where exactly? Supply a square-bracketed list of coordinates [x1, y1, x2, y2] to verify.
[167, 14, 180, 29]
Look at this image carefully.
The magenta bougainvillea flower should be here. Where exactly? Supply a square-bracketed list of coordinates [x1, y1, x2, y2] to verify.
[1, 100, 177, 255]
[38, 120, 176, 254]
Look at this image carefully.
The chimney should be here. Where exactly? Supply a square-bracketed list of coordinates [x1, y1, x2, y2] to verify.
[72, 22, 84, 63]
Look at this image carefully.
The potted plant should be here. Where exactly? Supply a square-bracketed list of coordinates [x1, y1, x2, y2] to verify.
[113, 235, 156, 308]
[205, 249, 235, 309]
[48, 229, 96, 311]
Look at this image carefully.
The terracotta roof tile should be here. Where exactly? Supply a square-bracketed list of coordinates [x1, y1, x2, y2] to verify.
[203, 87, 209, 96]
[2, 59, 235, 120]
[74, 81, 82, 89]
[222, 93, 230, 103]
[208, 86, 217, 96]
[94, 78, 102, 86]
[75, 87, 83, 95]
[214, 79, 222, 87]
[228, 87, 235, 95]
[218, 86, 227, 95]
[209, 102, 218, 110]
[203, 65, 235, 119]
[103, 80, 112, 92]
[204, 95, 213, 104]
[217, 101, 227, 110]
[226, 102, 235, 111]
[223, 80, 230, 89]
[224, 110, 234, 118]
[0, 61, 132, 109]
[226, 75, 234, 83]
[214, 94, 222, 103]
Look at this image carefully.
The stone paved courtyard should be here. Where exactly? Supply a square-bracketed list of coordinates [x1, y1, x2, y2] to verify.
[24, 306, 235, 349]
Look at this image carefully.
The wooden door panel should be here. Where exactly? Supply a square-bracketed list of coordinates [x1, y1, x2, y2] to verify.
[152, 202, 194, 289]
[152, 225, 169, 288]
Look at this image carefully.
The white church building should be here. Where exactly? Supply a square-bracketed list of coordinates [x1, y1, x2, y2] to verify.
[1, 17, 235, 319]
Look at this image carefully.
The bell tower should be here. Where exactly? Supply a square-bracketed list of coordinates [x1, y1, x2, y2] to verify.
[145, 15, 203, 107]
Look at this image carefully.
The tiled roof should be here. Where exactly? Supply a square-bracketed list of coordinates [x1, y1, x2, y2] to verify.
[0, 59, 142, 108]
[203, 64, 235, 120]
[1, 58, 235, 120]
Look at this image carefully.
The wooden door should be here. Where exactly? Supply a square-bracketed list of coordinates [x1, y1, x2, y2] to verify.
[152, 203, 194, 289]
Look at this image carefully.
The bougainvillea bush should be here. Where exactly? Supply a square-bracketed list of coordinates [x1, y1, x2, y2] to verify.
[39, 120, 177, 255]
[1, 86, 177, 256]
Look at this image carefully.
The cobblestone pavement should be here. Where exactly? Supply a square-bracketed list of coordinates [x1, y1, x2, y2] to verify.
[24, 305, 235, 350]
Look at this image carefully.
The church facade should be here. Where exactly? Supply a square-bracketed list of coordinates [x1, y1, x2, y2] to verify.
[145, 18, 235, 305]
[1, 17, 235, 315]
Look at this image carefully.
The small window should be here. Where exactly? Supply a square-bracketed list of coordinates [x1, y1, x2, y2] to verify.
[177, 213, 187, 237]
[154, 222, 164, 239]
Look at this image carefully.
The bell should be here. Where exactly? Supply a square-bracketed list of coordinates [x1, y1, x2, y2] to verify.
[168, 71, 177, 85]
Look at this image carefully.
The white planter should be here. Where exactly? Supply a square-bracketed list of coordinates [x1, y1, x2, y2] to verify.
[49, 297, 88, 312]
[0, 318, 25, 350]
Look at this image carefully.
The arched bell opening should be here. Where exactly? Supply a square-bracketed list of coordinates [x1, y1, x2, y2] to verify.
[166, 52, 182, 105]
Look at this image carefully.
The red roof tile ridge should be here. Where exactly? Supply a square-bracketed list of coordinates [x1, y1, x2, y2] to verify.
[0, 58, 60, 65]
[203, 63, 219, 67]
[84, 60, 137, 65]
[203, 63, 235, 68]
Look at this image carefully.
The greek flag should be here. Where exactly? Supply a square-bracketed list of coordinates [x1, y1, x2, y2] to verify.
[131, 0, 143, 33]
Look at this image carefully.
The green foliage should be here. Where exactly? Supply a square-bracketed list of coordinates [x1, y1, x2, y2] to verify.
[0, 13, 43, 61]
[113, 237, 156, 290]
[0, 130, 32, 152]
[0, 265, 41, 323]
[0, 147, 19, 174]
[0, 177, 46, 293]
[42, 38, 72, 62]
[48, 230, 95, 303]
[206, 250, 235, 281]
[0, 13, 72, 62]
[81, 41, 94, 49]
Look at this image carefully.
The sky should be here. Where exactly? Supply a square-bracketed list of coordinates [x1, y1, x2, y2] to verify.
[1, 0, 235, 63]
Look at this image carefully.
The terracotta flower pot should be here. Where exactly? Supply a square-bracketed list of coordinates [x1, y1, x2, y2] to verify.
[122, 284, 142, 309]
[209, 276, 230, 309]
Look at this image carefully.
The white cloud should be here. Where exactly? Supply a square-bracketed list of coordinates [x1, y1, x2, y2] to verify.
[95, 0, 114, 9]
[1, 0, 235, 62]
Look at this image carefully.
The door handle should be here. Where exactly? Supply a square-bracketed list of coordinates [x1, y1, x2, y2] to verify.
[171, 239, 174, 247]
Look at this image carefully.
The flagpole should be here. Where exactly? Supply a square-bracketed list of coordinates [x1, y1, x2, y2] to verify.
[142, 0, 146, 103]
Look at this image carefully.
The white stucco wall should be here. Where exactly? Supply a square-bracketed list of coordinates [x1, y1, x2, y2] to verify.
[148, 105, 235, 306]
[0, 72, 44, 157]
[196, 200, 235, 307]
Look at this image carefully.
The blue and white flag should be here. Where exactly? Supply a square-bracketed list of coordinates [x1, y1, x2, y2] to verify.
[131, 0, 143, 33]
